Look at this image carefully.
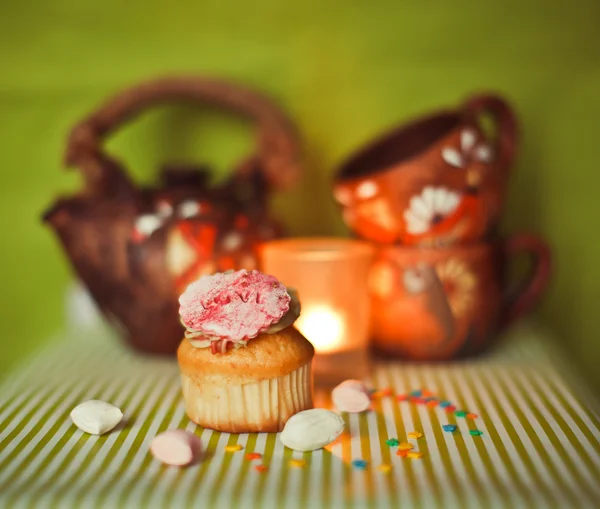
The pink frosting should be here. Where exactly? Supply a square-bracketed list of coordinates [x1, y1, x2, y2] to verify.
[179, 270, 291, 343]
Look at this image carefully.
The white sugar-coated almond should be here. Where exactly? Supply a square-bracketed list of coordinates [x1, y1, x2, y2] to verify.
[332, 379, 371, 413]
[280, 409, 345, 452]
[150, 429, 202, 466]
[70, 400, 123, 435]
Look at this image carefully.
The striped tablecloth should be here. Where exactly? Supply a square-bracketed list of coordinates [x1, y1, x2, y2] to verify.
[1, 324, 599, 509]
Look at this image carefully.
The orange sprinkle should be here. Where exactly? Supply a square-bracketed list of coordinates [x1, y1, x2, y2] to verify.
[245, 452, 262, 461]
[421, 390, 434, 398]
[396, 449, 409, 457]
[426, 400, 439, 408]
[255, 464, 269, 473]
[372, 387, 392, 398]
[467, 413, 479, 419]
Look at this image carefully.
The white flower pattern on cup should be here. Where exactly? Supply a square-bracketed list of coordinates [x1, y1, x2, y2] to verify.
[355, 180, 379, 200]
[435, 258, 476, 316]
[403, 187, 461, 235]
[441, 128, 493, 168]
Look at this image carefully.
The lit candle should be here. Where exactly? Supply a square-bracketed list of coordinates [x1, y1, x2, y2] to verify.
[295, 306, 345, 354]
[259, 238, 374, 376]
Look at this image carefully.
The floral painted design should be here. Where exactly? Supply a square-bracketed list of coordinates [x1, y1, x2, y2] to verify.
[441, 128, 493, 168]
[166, 222, 218, 291]
[334, 181, 398, 242]
[132, 214, 164, 242]
[358, 199, 397, 231]
[156, 199, 174, 218]
[178, 200, 203, 219]
[435, 258, 476, 316]
[334, 180, 379, 204]
[221, 232, 243, 252]
[355, 180, 379, 200]
[403, 187, 461, 235]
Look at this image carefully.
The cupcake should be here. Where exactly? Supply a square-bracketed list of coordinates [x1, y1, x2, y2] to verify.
[177, 269, 314, 432]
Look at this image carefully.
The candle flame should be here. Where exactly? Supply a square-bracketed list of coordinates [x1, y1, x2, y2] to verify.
[296, 306, 344, 354]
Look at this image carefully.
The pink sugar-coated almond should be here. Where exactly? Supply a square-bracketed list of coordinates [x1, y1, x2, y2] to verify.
[336, 379, 368, 393]
[179, 270, 291, 342]
[150, 429, 202, 466]
[332, 380, 371, 413]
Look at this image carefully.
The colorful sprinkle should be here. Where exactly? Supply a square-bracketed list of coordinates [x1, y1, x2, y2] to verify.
[407, 451, 424, 460]
[254, 464, 269, 472]
[398, 442, 413, 450]
[396, 394, 409, 402]
[245, 452, 262, 461]
[442, 424, 457, 432]
[396, 449, 409, 457]
[426, 400, 439, 408]
[421, 390, 434, 397]
[378, 463, 392, 473]
[352, 459, 368, 469]
[467, 413, 479, 419]
[407, 431, 423, 439]
[409, 390, 422, 397]
[412, 398, 426, 405]
[455, 410, 468, 417]
[371, 387, 392, 398]
[225, 444, 243, 452]
[469, 430, 483, 436]
[439, 401, 452, 408]
[289, 459, 306, 468]
[386, 438, 399, 447]
[445, 405, 456, 413]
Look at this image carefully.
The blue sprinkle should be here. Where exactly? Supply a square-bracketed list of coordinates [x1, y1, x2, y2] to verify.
[442, 424, 457, 432]
[439, 401, 452, 408]
[352, 459, 368, 469]
[409, 390, 422, 397]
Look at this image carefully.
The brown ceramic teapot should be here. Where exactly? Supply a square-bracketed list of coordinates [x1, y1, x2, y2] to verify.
[43, 76, 302, 355]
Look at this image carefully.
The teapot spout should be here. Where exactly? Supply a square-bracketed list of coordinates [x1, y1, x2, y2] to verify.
[42, 200, 71, 229]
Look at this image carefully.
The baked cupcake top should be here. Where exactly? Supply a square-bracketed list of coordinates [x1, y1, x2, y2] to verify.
[179, 270, 301, 354]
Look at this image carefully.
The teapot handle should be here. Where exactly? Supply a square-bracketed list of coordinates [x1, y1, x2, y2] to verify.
[64, 76, 302, 194]
[462, 93, 518, 170]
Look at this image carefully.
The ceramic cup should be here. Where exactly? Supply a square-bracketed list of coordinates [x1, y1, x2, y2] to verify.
[368, 234, 551, 360]
[333, 94, 518, 246]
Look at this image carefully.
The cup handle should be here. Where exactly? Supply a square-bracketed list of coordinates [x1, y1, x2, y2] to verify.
[462, 94, 518, 169]
[502, 234, 552, 327]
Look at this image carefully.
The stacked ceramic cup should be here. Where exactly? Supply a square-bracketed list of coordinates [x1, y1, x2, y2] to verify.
[333, 94, 551, 361]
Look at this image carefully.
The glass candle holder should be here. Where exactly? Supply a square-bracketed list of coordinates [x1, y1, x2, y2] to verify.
[260, 238, 374, 385]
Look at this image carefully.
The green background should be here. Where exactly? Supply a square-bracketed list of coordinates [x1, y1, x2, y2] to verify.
[1, 0, 599, 391]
